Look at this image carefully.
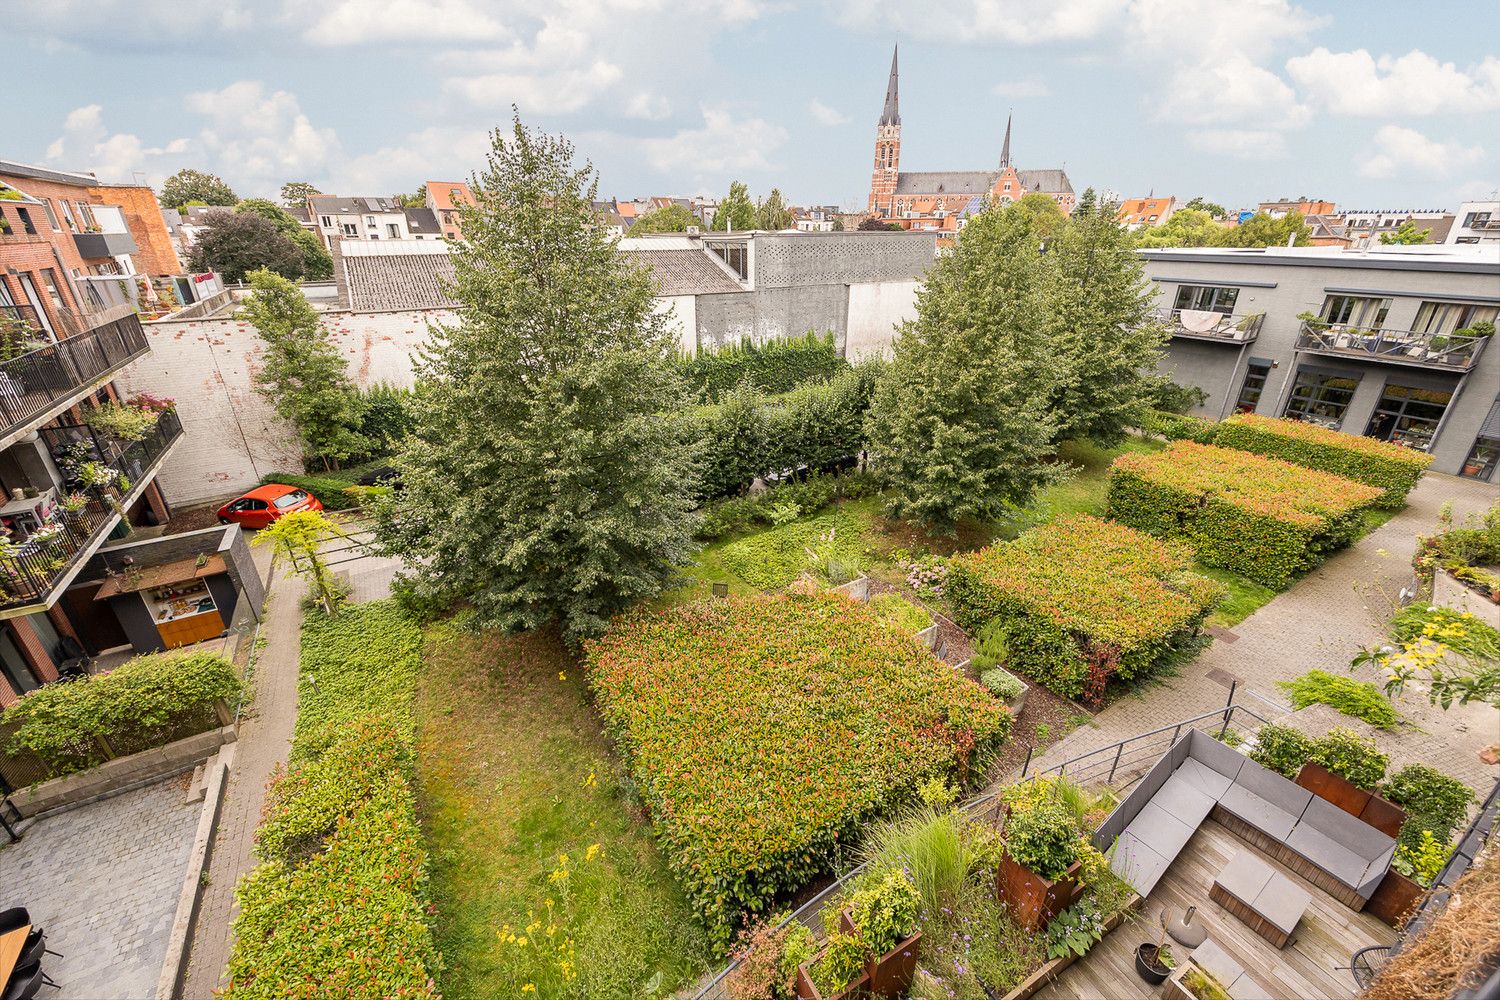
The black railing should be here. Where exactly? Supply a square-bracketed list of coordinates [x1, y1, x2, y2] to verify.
[0, 409, 181, 611]
[1161, 309, 1266, 343]
[0, 311, 150, 442]
[1296, 321, 1489, 370]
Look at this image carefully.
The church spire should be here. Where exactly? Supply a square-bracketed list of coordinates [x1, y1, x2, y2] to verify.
[879, 46, 900, 126]
[999, 111, 1012, 169]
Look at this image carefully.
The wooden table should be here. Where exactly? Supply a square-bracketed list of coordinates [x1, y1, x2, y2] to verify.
[0, 924, 30, 989]
[1210, 849, 1311, 949]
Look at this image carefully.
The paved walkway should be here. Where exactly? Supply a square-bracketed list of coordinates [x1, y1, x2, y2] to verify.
[0, 775, 202, 999]
[1024, 472, 1500, 796]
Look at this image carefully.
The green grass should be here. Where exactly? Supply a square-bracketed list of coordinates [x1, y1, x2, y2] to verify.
[1195, 565, 1278, 627]
[414, 625, 712, 999]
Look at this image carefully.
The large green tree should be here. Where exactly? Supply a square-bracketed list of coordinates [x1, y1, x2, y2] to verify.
[1010, 191, 1068, 242]
[864, 207, 1060, 530]
[1219, 210, 1311, 248]
[626, 202, 699, 235]
[1183, 196, 1228, 219]
[711, 181, 756, 231]
[1380, 220, 1433, 245]
[279, 181, 321, 207]
[241, 269, 366, 468]
[187, 211, 304, 283]
[1132, 208, 1224, 248]
[160, 169, 237, 209]
[235, 198, 334, 280]
[392, 185, 427, 208]
[755, 188, 794, 230]
[380, 119, 697, 640]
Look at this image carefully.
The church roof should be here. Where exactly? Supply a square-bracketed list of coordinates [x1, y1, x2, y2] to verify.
[880, 47, 900, 126]
[894, 171, 997, 195]
[1017, 169, 1074, 196]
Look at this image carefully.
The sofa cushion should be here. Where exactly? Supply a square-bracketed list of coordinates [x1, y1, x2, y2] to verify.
[1187, 729, 1248, 782]
[1285, 823, 1369, 888]
[1300, 796, 1396, 862]
[1191, 940, 1244, 990]
[1234, 759, 1315, 817]
[1125, 799, 1198, 861]
[1358, 845, 1397, 897]
[1219, 783, 1303, 842]
[1175, 757, 1235, 799]
[1153, 772, 1219, 826]
[1112, 831, 1171, 896]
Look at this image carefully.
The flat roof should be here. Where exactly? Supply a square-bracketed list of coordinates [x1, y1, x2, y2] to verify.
[1138, 244, 1500, 274]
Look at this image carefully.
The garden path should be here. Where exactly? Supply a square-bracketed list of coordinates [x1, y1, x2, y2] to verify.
[1017, 472, 1500, 797]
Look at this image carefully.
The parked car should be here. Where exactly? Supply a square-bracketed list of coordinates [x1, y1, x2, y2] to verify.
[217, 484, 323, 530]
[357, 466, 402, 489]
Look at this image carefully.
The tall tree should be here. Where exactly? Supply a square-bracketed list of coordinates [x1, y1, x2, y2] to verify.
[1219, 210, 1311, 248]
[235, 198, 334, 280]
[1010, 191, 1068, 241]
[241, 269, 366, 468]
[864, 208, 1060, 530]
[188, 211, 304, 283]
[279, 181, 321, 207]
[711, 181, 756, 231]
[755, 188, 794, 230]
[380, 118, 697, 640]
[1132, 208, 1224, 248]
[626, 203, 699, 235]
[1380, 220, 1433, 245]
[1042, 197, 1170, 445]
[1183, 196, 1228, 219]
[160, 169, 238, 209]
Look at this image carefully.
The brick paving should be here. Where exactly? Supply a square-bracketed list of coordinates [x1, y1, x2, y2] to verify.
[0, 775, 201, 1000]
[1017, 472, 1500, 797]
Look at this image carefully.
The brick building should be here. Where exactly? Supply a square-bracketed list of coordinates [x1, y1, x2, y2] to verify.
[424, 180, 475, 240]
[1118, 196, 1178, 229]
[87, 183, 183, 275]
[867, 47, 1075, 231]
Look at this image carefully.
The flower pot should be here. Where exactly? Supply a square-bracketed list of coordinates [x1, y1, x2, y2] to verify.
[1295, 761, 1372, 817]
[795, 961, 870, 1000]
[996, 851, 1084, 932]
[1365, 868, 1426, 928]
[836, 909, 923, 997]
[1135, 944, 1171, 985]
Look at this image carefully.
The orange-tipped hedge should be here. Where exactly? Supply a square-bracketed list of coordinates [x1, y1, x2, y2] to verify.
[1213, 413, 1432, 507]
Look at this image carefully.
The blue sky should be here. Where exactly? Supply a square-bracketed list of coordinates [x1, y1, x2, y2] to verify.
[5, 1, 1498, 212]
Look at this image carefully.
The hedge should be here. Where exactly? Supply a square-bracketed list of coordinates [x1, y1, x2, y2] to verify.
[1139, 409, 1218, 444]
[258, 472, 362, 511]
[2, 650, 239, 778]
[674, 331, 845, 403]
[587, 593, 1010, 946]
[224, 601, 440, 999]
[1213, 413, 1433, 507]
[1108, 441, 1383, 588]
[947, 515, 1223, 700]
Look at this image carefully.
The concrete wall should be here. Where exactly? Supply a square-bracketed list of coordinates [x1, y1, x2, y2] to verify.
[695, 284, 850, 353]
[846, 279, 921, 360]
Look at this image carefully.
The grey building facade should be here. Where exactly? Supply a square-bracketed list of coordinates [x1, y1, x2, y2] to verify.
[1144, 245, 1500, 481]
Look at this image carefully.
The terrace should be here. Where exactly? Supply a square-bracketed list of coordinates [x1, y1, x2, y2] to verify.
[1160, 309, 1265, 344]
[1295, 320, 1488, 372]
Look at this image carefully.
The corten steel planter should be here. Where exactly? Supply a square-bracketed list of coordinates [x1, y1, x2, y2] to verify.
[795, 963, 871, 1000]
[836, 909, 923, 996]
[1357, 793, 1407, 838]
[1365, 868, 1426, 928]
[1296, 761, 1373, 817]
[996, 852, 1084, 932]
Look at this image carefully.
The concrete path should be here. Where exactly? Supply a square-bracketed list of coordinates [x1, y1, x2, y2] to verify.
[1022, 472, 1500, 796]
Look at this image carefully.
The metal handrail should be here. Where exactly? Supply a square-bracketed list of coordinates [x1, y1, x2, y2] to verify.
[0, 312, 150, 441]
[1161, 308, 1266, 342]
[1296, 320, 1488, 368]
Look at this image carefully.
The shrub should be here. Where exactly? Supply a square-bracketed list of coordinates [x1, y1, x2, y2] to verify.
[3, 651, 239, 777]
[725, 915, 814, 1000]
[1393, 829, 1449, 886]
[845, 868, 921, 955]
[858, 808, 973, 918]
[674, 332, 845, 403]
[1388, 604, 1500, 662]
[1005, 798, 1081, 881]
[697, 473, 856, 541]
[980, 667, 1026, 703]
[868, 593, 932, 634]
[1385, 764, 1474, 853]
[1213, 413, 1433, 507]
[1108, 441, 1383, 587]
[1249, 723, 1314, 778]
[717, 510, 866, 590]
[258, 472, 362, 510]
[1140, 409, 1218, 444]
[587, 593, 1010, 945]
[1276, 670, 1400, 728]
[948, 515, 1223, 699]
[1412, 504, 1500, 603]
[1309, 726, 1388, 789]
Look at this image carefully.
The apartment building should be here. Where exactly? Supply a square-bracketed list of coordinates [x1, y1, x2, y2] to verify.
[1147, 244, 1500, 481]
[424, 181, 474, 240]
[1118, 197, 1178, 230]
[1447, 201, 1500, 245]
[1338, 209, 1454, 248]
[307, 195, 417, 248]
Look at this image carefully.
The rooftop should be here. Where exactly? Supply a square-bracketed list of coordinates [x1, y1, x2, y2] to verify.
[0, 158, 100, 187]
[1139, 243, 1500, 273]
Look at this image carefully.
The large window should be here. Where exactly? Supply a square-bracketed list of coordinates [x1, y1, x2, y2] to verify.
[1235, 361, 1272, 414]
[708, 241, 749, 280]
[1321, 295, 1391, 329]
[1284, 370, 1361, 428]
[0, 630, 38, 696]
[1365, 384, 1453, 452]
[1173, 284, 1240, 314]
[1410, 301, 1498, 335]
[1462, 397, 1500, 480]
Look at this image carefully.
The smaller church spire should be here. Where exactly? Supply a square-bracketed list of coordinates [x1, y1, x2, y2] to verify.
[879, 46, 900, 126]
[999, 111, 1012, 169]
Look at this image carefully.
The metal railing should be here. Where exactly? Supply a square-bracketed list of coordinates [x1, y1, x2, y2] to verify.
[1296, 320, 1489, 370]
[0, 410, 181, 612]
[0, 310, 150, 443]
[1161, 309, 1265, 343]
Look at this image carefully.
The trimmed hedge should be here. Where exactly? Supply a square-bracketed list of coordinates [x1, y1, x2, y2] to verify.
[1214, 413, 1432, 507]
[587, 593, 1010, 946]
[1140, 409, 1218, 444]
[258, 472, 362, 511]
[224, 601, 440, 999]
[947, 515, 1223, 700]
[674, 332, 845, 403]
[2, 650, 239, 778]
[1108, 441, 1383, 588]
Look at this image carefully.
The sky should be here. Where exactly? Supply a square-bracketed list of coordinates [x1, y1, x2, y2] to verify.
[4, 0, 1499, 213]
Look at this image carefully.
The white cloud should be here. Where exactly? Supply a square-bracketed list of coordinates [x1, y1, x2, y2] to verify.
[1160, 55, 1309, 126]
[1287, 49, 1500, 116]
[445, 60, 624, 113]
[342, 126, 493, 193]
[184, 82, 342, 190]
[625, 92, 672, 120]
[992, 79, 1051, 98]
[808, 100, 850, 126]
[1125, 0, 1324, 60]
[1358, 125, 1484, 180]
[305, 0, 509, 45]
[44, 104, 191, 183]
[637, 105, 788, 175]
[831, 0, 1127, 44]
[1184, 128, 1288, 160]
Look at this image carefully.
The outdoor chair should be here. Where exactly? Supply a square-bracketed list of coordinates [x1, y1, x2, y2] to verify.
[0, 910, 26, 935]
[1349, 944, 1392, 990]
[1, 959, 45, 1000]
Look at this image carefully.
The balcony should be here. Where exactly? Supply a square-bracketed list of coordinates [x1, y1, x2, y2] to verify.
[1296, 321, 1489, 372]
[0, 305, 150, 449]
[72, 230, 139, 259]
[0, 410, 182, 617]
[1161, 308, 1265, 344]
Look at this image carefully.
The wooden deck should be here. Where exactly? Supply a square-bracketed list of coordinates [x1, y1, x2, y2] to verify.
[1036, 820, 1396, 1000]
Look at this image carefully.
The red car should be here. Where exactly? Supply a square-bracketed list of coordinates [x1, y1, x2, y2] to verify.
[217, 484, 323, 530]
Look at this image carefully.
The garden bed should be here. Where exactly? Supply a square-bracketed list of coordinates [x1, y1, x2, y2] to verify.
[1213, 413, 1432, 507]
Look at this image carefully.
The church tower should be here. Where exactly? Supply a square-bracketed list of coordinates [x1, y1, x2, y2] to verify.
[868, 46, 901, 219]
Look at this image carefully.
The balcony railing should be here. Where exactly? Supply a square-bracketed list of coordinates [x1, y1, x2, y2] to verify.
[0, 309, 150, 445]
[0, 409, 182, 613]
[1296, 321, 1489, 371]
[1161, 308, 1265, 343]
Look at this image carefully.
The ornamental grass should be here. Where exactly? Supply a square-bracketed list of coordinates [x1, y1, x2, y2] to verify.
[1214, 412, 1432, 507]
[586, 592, 1010, 947]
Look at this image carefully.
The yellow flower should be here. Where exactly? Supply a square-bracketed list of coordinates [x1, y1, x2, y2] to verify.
[583, 770, 596, 788]
[521, 985, 536, 994]
[585, 843, 602, 861]
[516, 936, 528, 947]
[558, 852, 569, 865]
[559, 670, 567, 681]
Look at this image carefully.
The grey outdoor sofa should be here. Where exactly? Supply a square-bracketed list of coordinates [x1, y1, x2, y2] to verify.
[1092, 729, 1396, 909]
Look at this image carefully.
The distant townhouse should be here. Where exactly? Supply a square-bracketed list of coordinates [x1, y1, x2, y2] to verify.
[424, 181, 474, 240]
[307, 195, 415, 248]
[1304, 214, 1352, 248]
[1447, 201, 1500, 245]
[1118, 196, 1177, 230]
[1338, 209, 1453, 248]
[794, 206, 840, 232]
[1257, 197, 1336, 218]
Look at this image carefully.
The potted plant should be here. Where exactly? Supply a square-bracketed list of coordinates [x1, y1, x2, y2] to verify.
[996, 788, 1085, 931]
[1166, 961, 1233, 1000]
[1135, 928, 1176, 986]
[59, 492, 89, 526]
[796, 933, 871, 1000]
[836, 869, 922, 995]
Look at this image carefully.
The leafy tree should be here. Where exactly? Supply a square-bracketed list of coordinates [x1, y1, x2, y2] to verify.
[160, 168, 237, 209]
[255, 510, 349, 614]
[858, 217, 903, 231]
[1010, 191, 1067, 242]
[379, 118, 698, 640]
[1076, 187, 1098, 216]
[1132, 208, 1224, 248]
[392, 185, 427, 208]
[1219, 210, 1311, 248]
[1380, 220, 1433, 245]
[279, 181, 321, 207]
[755, 188, 794, 230]
[711, 181, 757, 231]
[1042, 197, 1171, 445]
[240, 269, 367, 468]
[188, 211, 304, 283]
[235, 198, 333, 280]
[832, 217, 845, 231]
[864, 207, 1060, 530]
[1183, 196, 1227, 219]
[627, 202, 699, 235]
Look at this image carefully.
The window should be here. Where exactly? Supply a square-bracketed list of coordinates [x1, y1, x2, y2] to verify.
[1411, 301, 1498, 336]
[365, 216, 377, 227]
[76, 203, 97, 230]
[1284, 370, 1361, 428]
[320, 215, 333, 228]
[1173, 285, 1240, 314]
[1463, 211, 1492, 227]
[708, 241, 749, 280]
[1321, 295, 1391, 329]
[16, 208, 36, 235]
[386, 223, 400, 238]
[1235, 361, 1272, 414]
[38, 270, 66, 313]
[273, 489, 309, 510]
[1461, 397, 1500, 480]
[0, 630, 38, 696]
[40, 201, 60, 231]
[27, 613, 61, 665]
[1365, 384, 1452, 452]
[341, 223, 358, 237]
[58, 200, 77, 232]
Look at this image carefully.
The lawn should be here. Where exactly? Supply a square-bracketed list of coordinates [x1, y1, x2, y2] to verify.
[413, 623, 712, 999]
